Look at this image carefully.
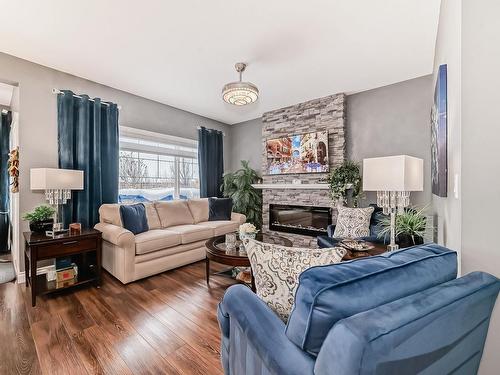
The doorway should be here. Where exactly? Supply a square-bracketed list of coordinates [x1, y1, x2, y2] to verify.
[0, 81, 18, 283]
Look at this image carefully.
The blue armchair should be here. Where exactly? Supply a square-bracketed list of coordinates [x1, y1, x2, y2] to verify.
[218, 244, 499, 375]
[317, 203, 387, 248]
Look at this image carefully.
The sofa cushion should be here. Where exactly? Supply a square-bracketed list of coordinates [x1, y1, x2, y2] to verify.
[231, 212, 247, 225]
[143, 202, 162, 230]
[333, 206, 374, 239]
[197, 220, 239, 236]
[155, 200, 195, 227]
[135, 240, 206, 263]
[167, 224, 214, 244]
[285, 244, 458, 356]
[209, 197, 233, 221]
[120, 204, 149, 235]
[99, 204, 122, 227]
[134, 229, 182, 255]
[187, 198, 209, 223]
[245, 239, 346, 322]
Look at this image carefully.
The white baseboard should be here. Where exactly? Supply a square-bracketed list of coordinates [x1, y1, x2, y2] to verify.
[16, 265, 54, 284]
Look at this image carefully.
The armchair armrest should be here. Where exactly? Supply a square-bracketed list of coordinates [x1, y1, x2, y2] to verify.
[314, 272, 500, 375]
[218, 285, 315, 375]
[231, 212, 246, 225]
[94, 222, 134, 247]
[327, 224, 336, 237]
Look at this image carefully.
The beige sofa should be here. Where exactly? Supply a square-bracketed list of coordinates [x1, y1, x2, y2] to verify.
[94, 199, 246, 284]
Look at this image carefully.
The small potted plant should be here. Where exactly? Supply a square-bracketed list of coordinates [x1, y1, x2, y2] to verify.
[22, 205, 56, 233]
[239, 223, 259, 240]
[378, 206, 428, 248]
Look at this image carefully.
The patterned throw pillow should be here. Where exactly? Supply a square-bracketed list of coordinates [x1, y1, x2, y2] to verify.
[333, 206, 374, 239]
[244, 239, 346, 321]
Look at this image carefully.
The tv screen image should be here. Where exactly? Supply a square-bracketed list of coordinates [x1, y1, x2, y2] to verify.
[266, 131, 329, 174]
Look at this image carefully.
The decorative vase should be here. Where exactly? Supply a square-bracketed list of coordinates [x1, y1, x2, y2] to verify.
[239, 232, 256, 240]
[29, 219, 54, 233]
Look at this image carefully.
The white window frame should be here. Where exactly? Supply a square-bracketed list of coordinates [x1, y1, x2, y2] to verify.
[119, 126, 199, 200]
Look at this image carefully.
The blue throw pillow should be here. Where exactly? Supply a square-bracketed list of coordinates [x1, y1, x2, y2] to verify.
[208, 198, 233, 221]
[119, 203, 149, 235]
[285, 244, 457, 356]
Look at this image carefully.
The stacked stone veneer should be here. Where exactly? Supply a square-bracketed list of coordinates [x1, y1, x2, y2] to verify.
[261, 93, 346, 247]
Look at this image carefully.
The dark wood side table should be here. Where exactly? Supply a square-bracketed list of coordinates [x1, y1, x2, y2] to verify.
[23, 229, 102, 306]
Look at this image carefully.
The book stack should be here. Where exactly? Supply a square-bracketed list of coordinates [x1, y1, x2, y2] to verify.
[55, 257, 78, 288]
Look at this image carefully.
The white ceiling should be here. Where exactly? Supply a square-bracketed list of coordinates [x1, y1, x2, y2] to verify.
[0, 0, 440, 124]
[0, 82, 14, 107]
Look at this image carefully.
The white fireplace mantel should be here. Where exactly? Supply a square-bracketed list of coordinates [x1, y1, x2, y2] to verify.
[251, 183, 330, 190]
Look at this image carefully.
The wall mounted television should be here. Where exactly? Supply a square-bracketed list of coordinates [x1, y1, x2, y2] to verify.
[266, 130, 329, 174]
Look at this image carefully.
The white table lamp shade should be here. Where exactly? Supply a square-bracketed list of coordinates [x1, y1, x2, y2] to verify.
[362, 155, 423, 192]
[30, 168, 84, 190]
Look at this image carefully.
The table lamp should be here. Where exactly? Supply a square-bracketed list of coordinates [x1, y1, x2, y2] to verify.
[362, 155, 423, 251]
[30, 168, 84, 234]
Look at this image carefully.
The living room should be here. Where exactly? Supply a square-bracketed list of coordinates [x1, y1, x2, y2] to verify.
[0, 1, 499, 374]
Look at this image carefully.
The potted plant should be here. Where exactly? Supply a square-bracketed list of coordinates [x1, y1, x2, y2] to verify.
[378, 206, 428, 248]
[22, 205, 56, 233]
[221, 160, 262, 228]
[327, 161, 363, 207]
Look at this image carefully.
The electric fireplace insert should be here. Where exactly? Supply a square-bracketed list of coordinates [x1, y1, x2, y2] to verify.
[269, 204, 332, 237]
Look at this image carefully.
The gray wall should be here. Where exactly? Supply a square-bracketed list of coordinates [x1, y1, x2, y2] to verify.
[347, 75, 432, 206]
[461, 0, 500, 373]
[228, 118, 263, 172]
[431, 0, 462, 254]
[0, 52, 230, 272]
[229, 75, 433, 207]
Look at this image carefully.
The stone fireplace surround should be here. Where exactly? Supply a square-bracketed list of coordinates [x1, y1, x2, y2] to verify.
[260, 93, 346, 247]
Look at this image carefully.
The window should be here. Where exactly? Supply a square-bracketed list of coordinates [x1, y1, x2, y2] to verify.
[119, 126, 199, 203]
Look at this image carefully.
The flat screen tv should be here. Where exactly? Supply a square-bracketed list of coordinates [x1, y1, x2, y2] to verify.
[266, 131, 329, 174]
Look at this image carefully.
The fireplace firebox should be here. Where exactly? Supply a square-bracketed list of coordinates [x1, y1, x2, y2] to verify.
[269, 204, 332, 237]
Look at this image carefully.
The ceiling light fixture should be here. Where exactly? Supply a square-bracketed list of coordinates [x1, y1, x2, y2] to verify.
[222, 62, 259, 106]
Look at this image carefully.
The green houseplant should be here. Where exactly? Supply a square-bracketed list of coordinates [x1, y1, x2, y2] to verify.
[22, 205, 56, 233]
[327, 161, 363, 207]
[378, 206, 428, 248]
[221, 160, 262, 228]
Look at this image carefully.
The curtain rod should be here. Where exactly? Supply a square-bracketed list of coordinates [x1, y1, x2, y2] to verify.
[196, 126, 225, 136]
[52, 88, 122, 110]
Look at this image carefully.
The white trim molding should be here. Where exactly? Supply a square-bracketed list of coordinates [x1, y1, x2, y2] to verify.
[16, 265, 54, 284]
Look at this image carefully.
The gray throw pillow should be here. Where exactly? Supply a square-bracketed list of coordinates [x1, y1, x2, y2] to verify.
[244, 239, 346, 321]
[333, 206, 374, 238]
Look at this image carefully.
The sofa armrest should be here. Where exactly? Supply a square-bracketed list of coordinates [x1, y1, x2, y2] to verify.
[317, 235, 341, 248]
[231, 212, 246, 225]
[218, 285, 315, 375]
[94, 222, 135, 247]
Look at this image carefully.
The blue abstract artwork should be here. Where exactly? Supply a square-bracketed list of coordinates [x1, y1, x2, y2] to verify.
[431, 64, 447, 197]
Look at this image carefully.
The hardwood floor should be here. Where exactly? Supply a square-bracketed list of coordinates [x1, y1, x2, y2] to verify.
[0, 261, 236, 375]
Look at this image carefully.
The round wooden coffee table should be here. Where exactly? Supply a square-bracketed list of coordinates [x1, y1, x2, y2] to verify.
[341, 241, 387, 260]
[205, 233, 293, 290]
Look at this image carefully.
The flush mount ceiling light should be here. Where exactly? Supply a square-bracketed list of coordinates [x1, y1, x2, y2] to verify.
[222, 62, 259, 106]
